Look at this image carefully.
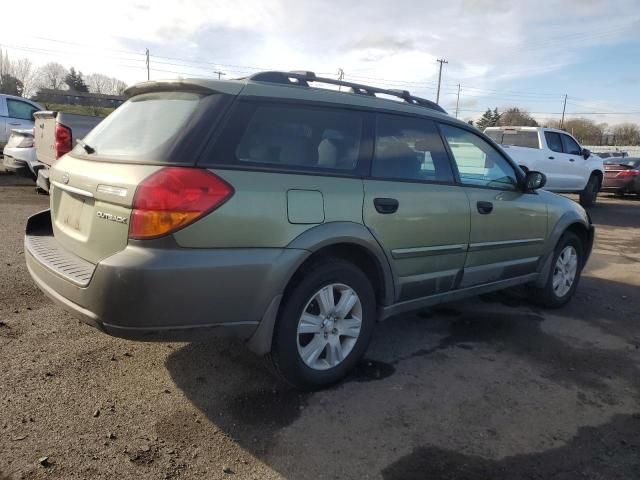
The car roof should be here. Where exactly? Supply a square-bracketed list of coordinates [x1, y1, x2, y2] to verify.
[125, 72, 462, 125]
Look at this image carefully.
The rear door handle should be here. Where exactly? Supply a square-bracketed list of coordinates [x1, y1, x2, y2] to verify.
[477, 201, 493, 214]
[374, 197, 399, 214]
[8, 122, 20, 125]
[569, 158, 575, 162]
[548, 156, 555, 160]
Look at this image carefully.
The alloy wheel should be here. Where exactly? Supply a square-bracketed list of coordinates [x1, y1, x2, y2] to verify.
[552, 246, 578, 297]
[296, 283, 363, 371]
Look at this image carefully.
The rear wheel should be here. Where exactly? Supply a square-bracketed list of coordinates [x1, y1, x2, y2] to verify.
[530, 232, 584, 308]
[268, 259, 376, 390]
[579, 174, 600, 207]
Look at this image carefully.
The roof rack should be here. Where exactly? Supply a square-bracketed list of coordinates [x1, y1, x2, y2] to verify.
[247, 71, 447, 114]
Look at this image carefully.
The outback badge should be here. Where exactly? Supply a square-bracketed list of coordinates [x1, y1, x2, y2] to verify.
[96, 211, 128, 224]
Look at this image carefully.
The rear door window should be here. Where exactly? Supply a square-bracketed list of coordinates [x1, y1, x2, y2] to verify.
[561, 134, 582, 155]
[211, 102, 364, 172]
[544, 132, 563, 153]
[372, 114, 454, 182]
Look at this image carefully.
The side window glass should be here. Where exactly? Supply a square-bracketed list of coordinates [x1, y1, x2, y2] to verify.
[545, 132, 563, 153]
[372, 114, 453, 182]
[233, 104, 363, 171]
[561, 134, 582, 155]
[7, 99, 37, 121]
[440, 124, 518, 190]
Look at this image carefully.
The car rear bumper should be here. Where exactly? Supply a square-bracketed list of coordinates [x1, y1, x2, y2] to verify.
[602, 178, 639, 193]
[25, 210, 305, 342]
[2, 154, 28, 174]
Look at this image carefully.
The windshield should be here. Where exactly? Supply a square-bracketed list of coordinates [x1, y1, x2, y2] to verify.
[485, 130, 540, 149]
[73, 91, 206, 162]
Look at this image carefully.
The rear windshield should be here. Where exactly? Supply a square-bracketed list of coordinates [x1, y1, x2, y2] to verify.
[484, 130, 540, 149]
[72, 91, 205, 162]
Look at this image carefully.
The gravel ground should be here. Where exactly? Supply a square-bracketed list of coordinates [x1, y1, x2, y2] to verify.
[1, 172, 639, 479]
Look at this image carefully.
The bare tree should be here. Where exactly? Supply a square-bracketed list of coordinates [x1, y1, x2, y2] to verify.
[37, 62, 68, 90]
[544, 118, 606, 145]
[611, 123, 640, 146]
[86, 73, 110, 94]
[0, 49, 10, 77]
[87, 73, 127, 95]
[108, 77, 127, 96]
[11, 58, 38, 98]
[496, 107, 538, 127]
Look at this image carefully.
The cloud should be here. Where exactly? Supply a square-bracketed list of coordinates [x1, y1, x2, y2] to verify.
[2, 0, 639, 122]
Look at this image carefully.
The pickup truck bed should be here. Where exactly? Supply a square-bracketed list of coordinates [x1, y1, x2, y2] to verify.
[33, 111, 104, 192]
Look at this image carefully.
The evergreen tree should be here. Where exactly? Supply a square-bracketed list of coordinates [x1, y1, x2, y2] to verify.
[64, 67, 89, 92]
[492, 108, 500, 125]
[0, 73, 23, 96]
[476, 108, 495, 130]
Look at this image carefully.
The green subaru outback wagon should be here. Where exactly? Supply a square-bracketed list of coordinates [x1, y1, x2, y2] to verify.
[25, 71, 594, 389]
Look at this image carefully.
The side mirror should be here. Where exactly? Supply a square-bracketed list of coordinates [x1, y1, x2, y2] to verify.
[524, 171, 546, 191]
[582, 148, 591, 160]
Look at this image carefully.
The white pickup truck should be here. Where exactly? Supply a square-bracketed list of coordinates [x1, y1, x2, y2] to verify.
[484, 126, 604, 207]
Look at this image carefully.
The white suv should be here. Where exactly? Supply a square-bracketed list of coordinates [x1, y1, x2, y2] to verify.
[484, 126, 604, 206]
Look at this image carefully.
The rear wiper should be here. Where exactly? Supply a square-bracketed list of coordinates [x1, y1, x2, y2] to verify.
[76, 138, 96, 154]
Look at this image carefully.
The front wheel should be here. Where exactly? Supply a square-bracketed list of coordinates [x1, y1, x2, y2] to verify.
[530, 232, 584, 308]
[268, 259, 376, 390]
[579, 174, 600, 207]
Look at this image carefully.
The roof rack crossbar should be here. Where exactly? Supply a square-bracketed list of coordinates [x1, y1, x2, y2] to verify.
[248, 71, 447, 114]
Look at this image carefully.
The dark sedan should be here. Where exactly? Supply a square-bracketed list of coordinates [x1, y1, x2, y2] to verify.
[602, 157, 640, 196]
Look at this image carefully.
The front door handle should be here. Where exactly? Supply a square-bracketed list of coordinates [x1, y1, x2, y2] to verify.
[477, 201, 493, 214]
[8, 122, 21, 125]
[548, 156, 555, 160]
[569, 158, 575, 162]
[374, 197, 399, 214]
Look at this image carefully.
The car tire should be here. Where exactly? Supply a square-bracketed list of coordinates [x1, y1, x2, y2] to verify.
[268, 258, 376, 390]
[579, 174, 600, 207]
[530, 232, 584, 308]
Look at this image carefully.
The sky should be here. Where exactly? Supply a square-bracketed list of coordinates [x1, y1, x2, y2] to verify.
[2, 0, 640, 125]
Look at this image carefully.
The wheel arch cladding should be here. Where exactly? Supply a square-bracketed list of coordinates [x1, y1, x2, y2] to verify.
[536, 212, 593, 288]
[246, 222, 395, 356]
[285, 222, 395, 307]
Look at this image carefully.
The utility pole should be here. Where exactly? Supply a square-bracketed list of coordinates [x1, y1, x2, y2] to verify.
[337, 68, 345, 91]
[213, 70, 226, 80]
[145, 48, 150, 81]
[435, 58, 448, 105]
[560, 94, 567, 128]
[455, 83, 461, 118]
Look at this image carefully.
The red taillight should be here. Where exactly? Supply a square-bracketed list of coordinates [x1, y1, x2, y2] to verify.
[129, 167, 234, 240]
[617, 170, 640, 178]
[55, 123, 72, 158]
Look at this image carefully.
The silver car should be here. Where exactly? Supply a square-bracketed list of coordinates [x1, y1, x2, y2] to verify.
[2, 129, 39, 177]
[0, 94, 42, 150]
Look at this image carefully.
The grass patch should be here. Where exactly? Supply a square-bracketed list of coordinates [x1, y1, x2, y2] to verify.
[42, 103, 115, 118]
